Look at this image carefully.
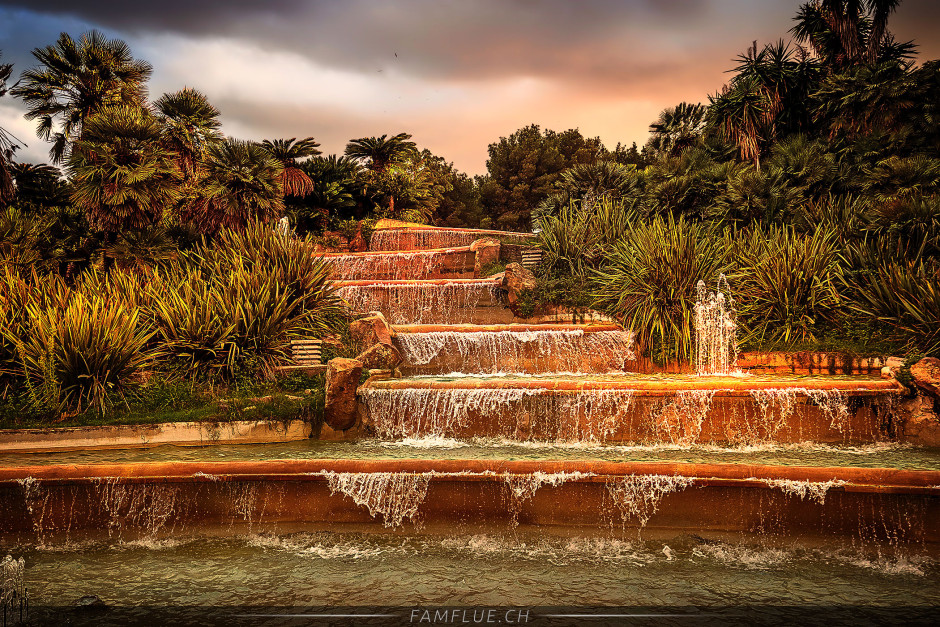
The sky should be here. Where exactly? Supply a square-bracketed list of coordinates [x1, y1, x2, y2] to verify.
[1, 0, 939, 176]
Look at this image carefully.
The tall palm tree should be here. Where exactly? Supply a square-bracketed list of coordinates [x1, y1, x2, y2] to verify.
[708, 40, 819, 169]
[344, 132, 417, 172]
[154, 88, 221, 181]
[12, 31, 152, 164]
[261, 137, 320, 197]
[200, 139, 284, 230]
[68, 104, 181, 233]
[0, 53, 20, 208]
[646, 103, 708, 159]
[791, 0, 911, 71]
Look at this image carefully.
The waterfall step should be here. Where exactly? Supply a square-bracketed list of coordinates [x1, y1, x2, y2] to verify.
[391, 323, 636, 375]
[360, 375, 903, 445]
[2, 459, 936, 541]
[323, 246, 477, 281]
[336, 278, 507, 325]
[370, 225, 535, 251]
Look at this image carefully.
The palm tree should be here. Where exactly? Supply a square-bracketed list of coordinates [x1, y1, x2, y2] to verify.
[708, 40, 819, 169]
[646, 102, 708, 159]
[11, 163, 70, 209]
[791, 1, 912, 71]
[344, 132, 417, 172]
[200, 139, 284, 230]
[12, 31, 152, 164]
[154, 88, 221, 180]
[292, 155, 361, 231]
[0, 53, 20, 208]
[68, 105, 181, 233]
[261, 137, 320, 197]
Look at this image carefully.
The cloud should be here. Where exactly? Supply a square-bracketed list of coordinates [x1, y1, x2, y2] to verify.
[2, 0, 938, 174]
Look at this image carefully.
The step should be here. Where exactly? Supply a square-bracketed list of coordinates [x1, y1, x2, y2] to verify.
[1, 459, 936, 544]
[360, 375, 904, 445]
[335, 278, 508, 325]
[370, 227, 535, 251]
[391, 323, 636, 375]
[321, 247, 476, 281]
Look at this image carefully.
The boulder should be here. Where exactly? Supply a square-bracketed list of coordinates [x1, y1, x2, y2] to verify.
[470, 238, 501, 277]
[910, 357, 940, 396]
[324, 357, 363, 431]
[349, 312, 394, 351]
[500, 262, 537, 313]
[899, 394, 940, 446]
[356, 342, 403, 370]
[348, 227, 368, 252]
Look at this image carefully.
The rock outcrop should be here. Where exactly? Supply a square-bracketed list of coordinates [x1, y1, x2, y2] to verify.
[349, 312, 394, 351]
[470, 238, 501, 277]
[324, 357, 363, 431]
[356, 342, 403, 370]
[501, 262, 537, 314]
[910, 357, 940, 397]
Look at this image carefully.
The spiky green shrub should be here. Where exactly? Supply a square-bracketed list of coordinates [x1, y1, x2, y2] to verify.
[537, 197, 638, 276]
[150, 222, 343, 380]
[732, 225, 843, 346]
[0, 270, 153, 415]
[147, 267, 236, 379]
[202, 222, 344, 336]
[593, 213, 728, 363]
[841, 250, 940, 355]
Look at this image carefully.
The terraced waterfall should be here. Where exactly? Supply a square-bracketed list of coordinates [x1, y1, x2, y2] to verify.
[0, 224, 936, 622]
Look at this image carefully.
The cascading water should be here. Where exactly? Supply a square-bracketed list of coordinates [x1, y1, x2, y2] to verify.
[648, 390, 716, 445]
[323, 250, 449, 281]
[337, 280, 500, 324]
[605, 474, 696, 529]
[370, 229, 533, 251]
[370, 229, 478, 251]
[693, 275, 738, 376]
[760, 478, 848, 505]
[322, 471, 432, 528]
[395, 329, 636, 374]
[1, 554, 26, 619]
[360, 387, 535, 440]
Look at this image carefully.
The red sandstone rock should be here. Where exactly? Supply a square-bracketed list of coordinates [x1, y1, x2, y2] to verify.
[349, 312, 394, 350]
[356, 342, 403, 370]
[324, 357, 363, 431]
[470, 238, 501, 277]
[501, 262, 537, 313]
[348, 227, 368, 252]
[910, 357, 940, 396]
[900, 394, 940, 446]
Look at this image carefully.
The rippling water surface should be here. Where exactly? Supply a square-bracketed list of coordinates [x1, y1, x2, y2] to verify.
[8, 532, 938, 625]
[3, 438, 939, 470]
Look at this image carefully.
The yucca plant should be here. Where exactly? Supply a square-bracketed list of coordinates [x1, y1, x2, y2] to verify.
[5, 285, 153, 415]
[841, 247, 940, 355]
[732, 225, 843, 346]
[202, 222, 344, 335]
[150, 222, 344, 381]
[593, 213, 729, 363]
[146, 268, 236, 379]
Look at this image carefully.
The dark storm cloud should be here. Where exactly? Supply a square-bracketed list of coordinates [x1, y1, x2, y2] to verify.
[1, 0, 717, 83]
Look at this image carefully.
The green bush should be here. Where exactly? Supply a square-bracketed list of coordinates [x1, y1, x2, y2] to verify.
[0, 273, 153, 415]
[593, 213, 728, 363]
[841, 248, 940, 355]
[732, 225, 843, 347]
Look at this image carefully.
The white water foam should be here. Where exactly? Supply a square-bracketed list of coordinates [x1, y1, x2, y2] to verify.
[337, 280, 499, 325]
[323, 250, 449, 281]
[760, 478, 848, 504]
[396, 329, 635, 374]
[322, 471, 433, 528]
[606, 475, 696, 528]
